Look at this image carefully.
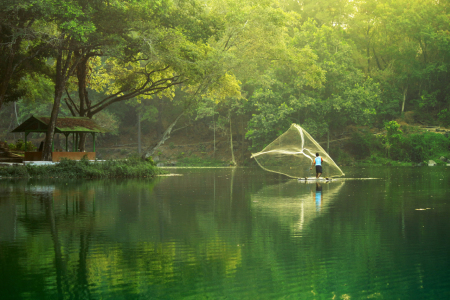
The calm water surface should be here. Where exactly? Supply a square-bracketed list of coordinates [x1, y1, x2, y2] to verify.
[1, 167, 450, 299]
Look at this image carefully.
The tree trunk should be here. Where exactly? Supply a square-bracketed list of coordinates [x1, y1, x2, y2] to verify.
[401, 86, 408, 115]
[241, 115, 245, 163]
[366, 25, 371, 74]
[42, 82, 64, 161]
[156, 98, 164, 140]
[229, 110, 236, 166]
[43, 43, 83, 160]
[79, 133, 87, 152]
[76, 55, 89, 117]
[141, 112, 184, 159]
[75, 55, 90, 152]
[138, 112, 141, 154]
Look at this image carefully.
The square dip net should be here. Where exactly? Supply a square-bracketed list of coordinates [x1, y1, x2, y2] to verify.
[251, 124, 345, 179]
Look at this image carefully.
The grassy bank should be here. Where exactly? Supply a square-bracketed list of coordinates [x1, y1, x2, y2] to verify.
[0, 157, 164, 179]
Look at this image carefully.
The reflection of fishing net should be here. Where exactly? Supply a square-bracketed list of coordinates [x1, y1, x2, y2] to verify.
[251, 180, 345, 233]
[251, 124, 345, 178]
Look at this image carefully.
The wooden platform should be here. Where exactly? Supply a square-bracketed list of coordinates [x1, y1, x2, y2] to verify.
[25, 151, 95, 162]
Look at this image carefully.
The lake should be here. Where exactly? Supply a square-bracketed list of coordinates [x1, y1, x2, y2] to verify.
[1, 166, 450, 299]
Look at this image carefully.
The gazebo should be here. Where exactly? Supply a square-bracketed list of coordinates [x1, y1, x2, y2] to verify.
[11, 116, 107, 162]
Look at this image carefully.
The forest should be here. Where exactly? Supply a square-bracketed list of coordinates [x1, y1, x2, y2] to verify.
[1, 0, 450, 165]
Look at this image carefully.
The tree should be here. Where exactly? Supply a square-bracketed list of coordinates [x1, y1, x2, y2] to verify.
[246, 19, 380, 150]
[61, 0, 227, 152]
[41, 0, 102, 160]
[0, 0, 51, 111]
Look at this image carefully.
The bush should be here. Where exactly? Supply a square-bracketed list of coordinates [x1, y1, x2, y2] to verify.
[401, 132, 450, 162]
[8, 139, 37, 151]
[0, 157, 164, 179]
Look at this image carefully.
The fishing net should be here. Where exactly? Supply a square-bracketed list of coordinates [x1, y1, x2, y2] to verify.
[251, 124, 345, 179]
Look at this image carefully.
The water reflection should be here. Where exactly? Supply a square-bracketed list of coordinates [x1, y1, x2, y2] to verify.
[0, 175, 247, 299]
[315, 183, 322, 212]
[251, 179, 344, 234]
[1, 167, 450, 299]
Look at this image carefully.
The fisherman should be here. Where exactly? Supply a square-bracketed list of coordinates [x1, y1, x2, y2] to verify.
[310, 152, 323, 179]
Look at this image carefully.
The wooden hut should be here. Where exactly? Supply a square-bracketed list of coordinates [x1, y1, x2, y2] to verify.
[11, 116, 107, 162]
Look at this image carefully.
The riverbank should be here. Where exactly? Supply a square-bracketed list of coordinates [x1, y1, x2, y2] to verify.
[0, 157, 164, 179]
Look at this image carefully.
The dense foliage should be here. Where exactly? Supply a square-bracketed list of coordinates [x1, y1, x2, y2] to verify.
[342, 121, 450, 165]
[1, 0, 450, 163]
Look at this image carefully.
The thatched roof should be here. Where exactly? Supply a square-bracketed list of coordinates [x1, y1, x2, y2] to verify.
[11, 116, 107, 134]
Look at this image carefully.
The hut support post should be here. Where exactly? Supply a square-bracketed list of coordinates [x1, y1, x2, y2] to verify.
[65, 133, 69, 152]
[92, 133, 96, 152]
[24, 132, 29, 151]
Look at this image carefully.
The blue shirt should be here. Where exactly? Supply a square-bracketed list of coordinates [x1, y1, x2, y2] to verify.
[315, 156, 322, 166]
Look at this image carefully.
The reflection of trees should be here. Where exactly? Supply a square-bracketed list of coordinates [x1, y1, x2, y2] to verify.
[0, 171, 285, 298]
[2, 168, 450, 298]
[43, 194, 65, 299]
[0, 176, 246, 298]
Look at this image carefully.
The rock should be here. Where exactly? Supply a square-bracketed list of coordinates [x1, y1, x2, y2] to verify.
[157, 162, 165, 167]
[153, 156, 160, 162]
[417, 162, 424, 167]
[428, 160, 437, 166]
[440, 156, 447, 162]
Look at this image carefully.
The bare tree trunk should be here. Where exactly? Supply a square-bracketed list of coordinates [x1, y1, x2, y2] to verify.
[141, 112, 184, 159]
[156, 98, 164, 140]
[138, 112, 141, 154]
[75, 55, 90, 152]
[229, 110, 236, 166]
[42, 79, 65, 161]
[79, 133, 86, 152]
[43, 41, 84, 160]
[241, 115, 245, 163]
[401, 86, 408, 115]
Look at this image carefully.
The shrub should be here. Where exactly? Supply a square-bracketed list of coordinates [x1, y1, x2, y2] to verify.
[401, 132, 450, 162]
[0, 157, 164, 179]
[8, 139, 37, 151]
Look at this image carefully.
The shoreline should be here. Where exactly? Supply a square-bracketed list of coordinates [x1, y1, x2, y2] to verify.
[0, 158, 164, 179]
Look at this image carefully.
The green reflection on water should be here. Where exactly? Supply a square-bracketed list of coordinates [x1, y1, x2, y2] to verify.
[1, 167, 450, 299]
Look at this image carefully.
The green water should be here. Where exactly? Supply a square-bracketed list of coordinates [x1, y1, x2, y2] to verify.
[1, 167, 450, 299]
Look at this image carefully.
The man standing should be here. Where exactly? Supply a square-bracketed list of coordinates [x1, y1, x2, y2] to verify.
[310, 152, 323, 179]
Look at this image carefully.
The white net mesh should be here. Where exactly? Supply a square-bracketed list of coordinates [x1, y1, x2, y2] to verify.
[251, 124, 345, 179]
